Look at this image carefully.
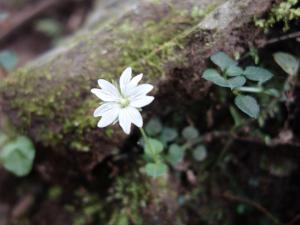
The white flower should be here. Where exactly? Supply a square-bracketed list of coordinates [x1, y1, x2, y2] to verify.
[91, 67, 154, 134]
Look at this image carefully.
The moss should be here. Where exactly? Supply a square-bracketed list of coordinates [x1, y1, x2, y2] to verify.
[107, 171, 150, 225]
[68, 170, 156, 225]
[150, 0, 163, 5]
[71, 190, 106, 225]
[113, 3, 218, 80]
[254, 0, 300, 31]
[106, 172, 181, 224]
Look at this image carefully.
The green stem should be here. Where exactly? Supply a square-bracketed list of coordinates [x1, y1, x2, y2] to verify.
[236, 86, 280, 97]
[139, 128, 163, 163]
[235, 86, 263, 93]
[139, 127, 148, 143]
[182, 138, 203, 150]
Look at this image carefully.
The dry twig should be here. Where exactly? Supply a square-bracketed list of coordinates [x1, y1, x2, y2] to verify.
[222, 192, 282, 225]
[0, 0, 71, 43]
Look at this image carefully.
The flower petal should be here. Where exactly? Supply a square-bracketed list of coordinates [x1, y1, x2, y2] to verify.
[128, 74, 143, 87]
[130, 96, 154, 108]
[93, 102, 119, 117]
[118, 108, 132, 134]
[91, 88, 119, 102]
[97, 79, 120, 98]
[127, 84, 153, 100]
[127, 107, 143, 127]
[97, 105, 120, 128]
[119, 67, 132, 94]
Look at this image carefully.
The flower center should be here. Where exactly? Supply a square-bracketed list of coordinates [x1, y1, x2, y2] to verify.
[119, 97, 130, 108]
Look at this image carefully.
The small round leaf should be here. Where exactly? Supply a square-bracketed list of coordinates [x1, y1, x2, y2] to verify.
[234, 95, 260, 119]
[202, 69, 228, 87]
[243, 66, 273, 83]
[182, 126, 199, 141]
[0, 136, 36, 177]
[0, 50, 17, 71]
[226, 65, 244, 76]
[193, 145, 207, 161]
[160, 127, 178, 143]
[273, 52, 299, 76]
[227, 76, 246, 89]
[167, 144, 184, 166]
[145, 163, 168, 178]
[210, 51, 237, 71]
[144, 138, 163, 158]
[145, 118, 162, 136]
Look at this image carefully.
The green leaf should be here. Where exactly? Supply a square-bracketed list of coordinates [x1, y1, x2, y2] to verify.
[145, 163, 168, 178]
[182, 126, 199, 141]
[0, 50, 17, 71]
[227, 76, 246, 89]
[243, 66, 273, 83]
[236, 204, 247, 215]
[167, 144, 184, 166]
[48, 186, 63, 200]
[160, 127, 178, 143]
[202, 69, 228, 87]
[210, 51, 237, 71]
[0, 132, 8, 147]
[193, 145, 207, 161]
[226, 65, 244, 76]
[203, 69, 245, 89]
[0, 136, 35, 177]
[234, 95, 260, 119]
[264, 88, 280, 97]
[273, 52, 299, 76]
[229, 106, 244, 127]
[249, 47, 260, 64]
[112, 212, 129, 225]
[144, 138, 163, 158]
[35, 18, 63, 38]
[145, 118, 162, 136]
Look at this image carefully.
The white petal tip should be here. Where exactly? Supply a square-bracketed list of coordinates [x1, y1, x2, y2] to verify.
[122, 67, 132, 75]
[136, 123, 143, 128]
[97, 79, 104, 87]
[121, 126, 131, 135]
[123, 124, 131, 134]
[130, 96, 155, 108]
[97, 123, 106, 128]
[97, 123, 109, 129]
[91, 88, 102, 96]
[93, 112, 100, 118]
[145, 96, 155, 105]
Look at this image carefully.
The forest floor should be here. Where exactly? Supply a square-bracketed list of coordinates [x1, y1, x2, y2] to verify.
[1, 1, 300, 225]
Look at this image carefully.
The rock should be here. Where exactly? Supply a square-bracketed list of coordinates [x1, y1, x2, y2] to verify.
[0, 0, 272, 159]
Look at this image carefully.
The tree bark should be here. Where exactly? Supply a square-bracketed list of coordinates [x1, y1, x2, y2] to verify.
[0, 0, 273, 158]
